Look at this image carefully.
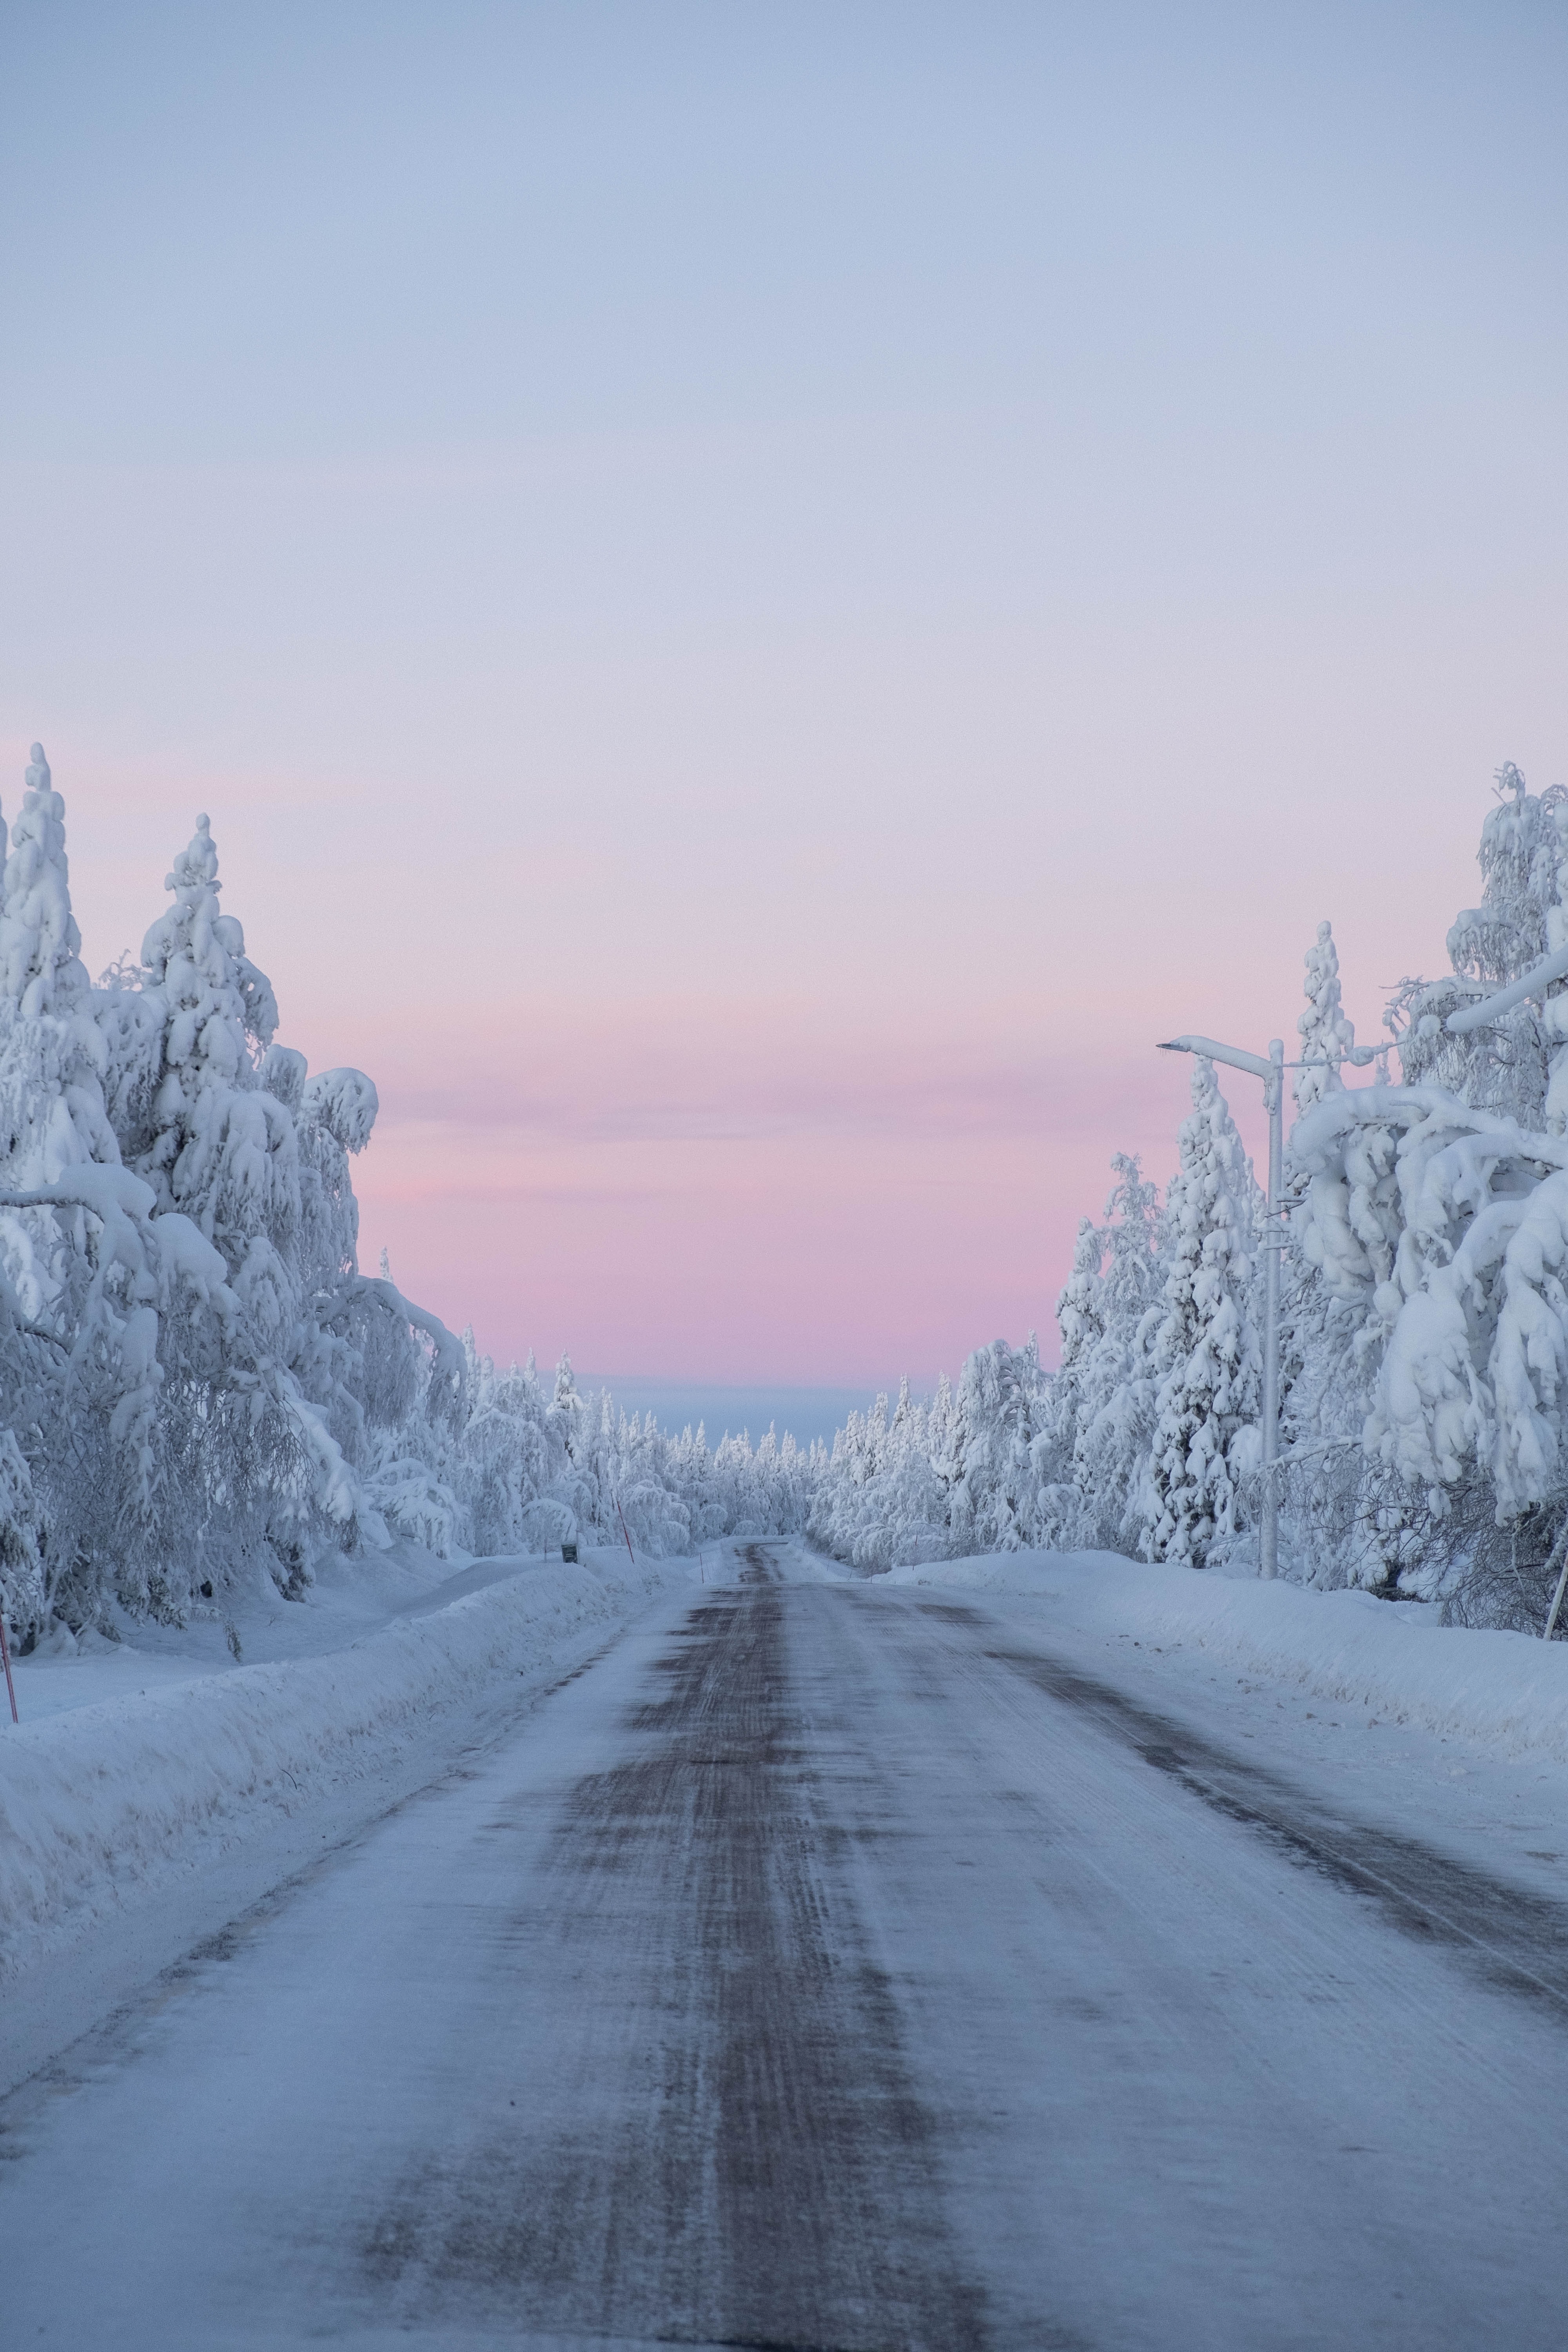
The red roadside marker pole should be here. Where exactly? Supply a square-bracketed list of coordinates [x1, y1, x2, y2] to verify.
[0, 1615, 18, 1724]
[614, 1495, 637, 1570]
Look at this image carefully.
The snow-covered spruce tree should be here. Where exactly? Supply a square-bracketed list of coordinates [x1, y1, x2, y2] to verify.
[324, 1229, 468, 1564]
[808, 1377, 952, 1571]
[804, 1369, 961, 1569]
[1290, 1082, 1544, 1606]
[1030, 1218, 1102, 1534]
[1278, 786, 1568, 1614]
[1143, 1060, 1263, 1567]
[0, 745, 96, 1632]
[668, 1416, 720, 1544]
[814, 1392, 889, 1561]
[129, 833, 464, 1586]
[1537, 800, 1568, 1138]
[1450, 762, 1563, 987]
[0, 749, 213, 1634]
[107, 815, 356, 1596]
[763, 1425, 817, 1537]
[1285, 777, 1568, 1613]
[93, 801, 456, 1604]
[872, 1378, 953, 1568]
[1388, 764, 1565, 1125]
[608, 1407, 692, 1554]
[1269, 920, 1390, 1586]
[925, 1368, 956, 1504]
[1294, 922, 1357, 1114]
[285, 1067, 433, 1522]
[0, 745, 120, 1307]
[453, 1338, 554, 1556]
[1048, 1154, 1165, 1554]
[524, 1351, 600, 1542]
[705, 1411, 811, 1544]
[944, 1336, 1047, 1556]
[124, 812, 292, 1252]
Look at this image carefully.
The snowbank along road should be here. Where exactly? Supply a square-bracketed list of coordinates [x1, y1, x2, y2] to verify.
[5, 1543, 1568, 2349]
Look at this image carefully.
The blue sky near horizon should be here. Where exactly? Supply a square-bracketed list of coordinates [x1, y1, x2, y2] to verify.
[4, 3, 1566, 1387]
[579, 1379, 877, 1453]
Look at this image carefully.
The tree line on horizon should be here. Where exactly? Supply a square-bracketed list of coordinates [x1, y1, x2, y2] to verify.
[4, 747, 1564, 1646]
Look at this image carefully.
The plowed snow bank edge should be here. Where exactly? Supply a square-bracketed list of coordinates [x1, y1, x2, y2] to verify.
[0, 1552, 686, 1984]
[884, 1550, 1568, 1760]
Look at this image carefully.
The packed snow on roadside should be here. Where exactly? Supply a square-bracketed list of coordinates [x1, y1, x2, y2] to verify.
[883, 1548, 1568, 1764]
[0, 1541, 697, 1989]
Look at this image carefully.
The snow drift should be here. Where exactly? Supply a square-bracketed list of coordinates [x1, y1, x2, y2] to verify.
[0, 1547, 688, 1986]
[886, 1548, 1568, 1762]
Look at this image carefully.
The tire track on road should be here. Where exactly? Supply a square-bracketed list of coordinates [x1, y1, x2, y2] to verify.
[363, 1578, 994, 2350]
[904, 1598, 1568, 2017]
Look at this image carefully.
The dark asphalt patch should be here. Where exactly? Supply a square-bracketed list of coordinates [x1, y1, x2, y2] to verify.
[363, 1583, 995, 2350]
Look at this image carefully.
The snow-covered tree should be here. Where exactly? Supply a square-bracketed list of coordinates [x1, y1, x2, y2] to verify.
[806, 759, 1568, 1624]
[24, 729, 1568, 1650]
[1388, 764, 1566, 1125]
[0, 744, 93, 1022]
[948, 1336, 1046, 1553]
[127, 812, 294, 1258]
[1034, 1154, 1165, 1553]
[809, 1373, 956, 1572]
[1031, 1219, 1102, 1508]
[1294, 922, 1357, 1113]
[1450, 762, 1564, 986]
[0, 751, 187, 1631]
[0, 744, 120, 1308]
[0, 750, 844, 1651]
[1144, 1060, 1263, 1566]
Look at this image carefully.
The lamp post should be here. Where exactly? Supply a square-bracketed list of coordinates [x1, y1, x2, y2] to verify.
[1157, 1034, 1285, 1580]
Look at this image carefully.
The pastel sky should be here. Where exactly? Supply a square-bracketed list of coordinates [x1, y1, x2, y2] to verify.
[3, 3, 1565, 1391]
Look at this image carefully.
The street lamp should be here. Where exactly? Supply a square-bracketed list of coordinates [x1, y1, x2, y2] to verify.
[1156, 1034, 1285, 1580]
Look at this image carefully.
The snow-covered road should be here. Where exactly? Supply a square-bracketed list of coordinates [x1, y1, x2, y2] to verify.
[5, 1548, 1568, 2349]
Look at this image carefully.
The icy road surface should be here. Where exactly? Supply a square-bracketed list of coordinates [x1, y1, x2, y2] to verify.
[5, 1548, 1568, 2349]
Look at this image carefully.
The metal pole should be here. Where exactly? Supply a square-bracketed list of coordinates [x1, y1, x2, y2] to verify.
[1259, 1039, 1284, 1581]
[0, 1612, 18, 1724]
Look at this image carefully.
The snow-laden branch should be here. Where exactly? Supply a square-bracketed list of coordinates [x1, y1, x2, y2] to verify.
[1291, 1077, 1568, 1516]
[344, 1274, 466, 1386]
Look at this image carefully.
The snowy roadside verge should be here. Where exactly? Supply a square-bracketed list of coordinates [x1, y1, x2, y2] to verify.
[883, 1550, 1568, 1762]
[0, 1548, 688, 1994]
